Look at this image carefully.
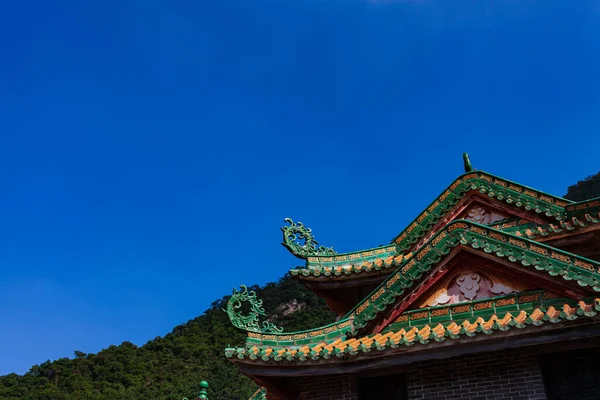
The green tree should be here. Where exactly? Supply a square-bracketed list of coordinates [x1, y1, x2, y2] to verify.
[564, 171, 600, 201]
[0, 274, 334, 400]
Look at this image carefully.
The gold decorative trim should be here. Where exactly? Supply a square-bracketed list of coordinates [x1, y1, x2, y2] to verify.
[452, 305, 471, 314]
[473, 301, 493, 311]
[508, 237, 527, 249]
[551, 251, 570, 264]
[356, 301, 370, 315]
[496, 298, 516, 307]
[518, 293, 540, 303]
[529, 244, 548, 256]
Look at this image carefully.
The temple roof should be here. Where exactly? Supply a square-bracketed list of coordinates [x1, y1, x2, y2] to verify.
[226, 295, 600, 364]
[227, 219, 600, 347]
[226, 163, 600, 372]
[283, 170, 588, 282]
[339, 220, 600, 334]
[290, 246, 406, 280]
[514, 198, 600, 240]
[287, 197, 600, 282]
[389, 171, 571, 251]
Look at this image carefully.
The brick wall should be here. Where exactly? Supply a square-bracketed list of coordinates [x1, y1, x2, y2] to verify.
[406, 349, 547, 400]
[265, 349, 549, 399]
[296, 374, 358, 400]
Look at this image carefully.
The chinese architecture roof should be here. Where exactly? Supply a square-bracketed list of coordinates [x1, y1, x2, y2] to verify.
[227, 294, 600, 364]
[389, 171, 571, 250]
[289, 246, 406, 280]
[282, 173, 592, 284]
[227, 218, 600, 338]
[513, 198, 600, 240]
[227, 156, 600, 397]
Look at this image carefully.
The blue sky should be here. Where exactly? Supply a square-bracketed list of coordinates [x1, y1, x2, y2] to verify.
[1, 0, 599, 375]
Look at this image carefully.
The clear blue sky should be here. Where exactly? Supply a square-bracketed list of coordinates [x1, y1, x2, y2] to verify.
[1, 0, 599, 375]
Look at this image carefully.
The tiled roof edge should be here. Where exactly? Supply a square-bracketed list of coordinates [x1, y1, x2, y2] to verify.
[228, 220, 600, 347]
[391, 171, 571, 252]
[344, 220, 600, 333]
[248, 387, 267, 400]
[226, 298, 600, 364]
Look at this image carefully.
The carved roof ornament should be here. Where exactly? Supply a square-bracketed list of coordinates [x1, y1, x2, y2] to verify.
[225, 285, 283, 334]
[183, 381, 209, 400]
[419, 268, 529, 308]
[281, 218, 336, 259]
[456, 272, 481, 300]
[465, 206, 509, 225]
[463, 152, 473, 172]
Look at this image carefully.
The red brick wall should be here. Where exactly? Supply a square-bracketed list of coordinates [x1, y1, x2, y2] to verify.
[296, 375, 358, 400]
[267, 349, 548, 399]
[406, 350, 547, 400]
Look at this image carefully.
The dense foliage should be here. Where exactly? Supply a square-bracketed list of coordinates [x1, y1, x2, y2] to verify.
[0, 275, 335, 400]
[564, 171, 600, 201]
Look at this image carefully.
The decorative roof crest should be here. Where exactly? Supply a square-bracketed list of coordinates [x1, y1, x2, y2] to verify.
[183, 380, 209, 400]
[463, 152, 473, 173]
[281, 218, 336, 259]
[225, 285, 283, 334]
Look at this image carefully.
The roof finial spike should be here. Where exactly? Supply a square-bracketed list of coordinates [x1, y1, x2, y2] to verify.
[198, 380, 209, 400]
[463, 153, 473, 173]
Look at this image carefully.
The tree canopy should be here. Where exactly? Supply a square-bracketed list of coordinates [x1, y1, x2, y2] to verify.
[564, 171, 600, 201]
[0, 275, 335, 400]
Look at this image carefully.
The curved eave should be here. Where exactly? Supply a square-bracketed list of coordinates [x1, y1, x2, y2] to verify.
[391, 171, 572, 252]
[233, 220, 600, 352]
[514, 209, 600, 241]
[226, 298, 600, 365]
[565, 197, 600, 217]
[291, 251, 406, 281]
[290, 205, 600, 282]
[343, 219, 600, 335]
[292, 199, 600, 282]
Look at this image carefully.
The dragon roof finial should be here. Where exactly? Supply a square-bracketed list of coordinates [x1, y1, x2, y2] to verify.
[281, 218, 336, 259]
[224, 285, 283, 334]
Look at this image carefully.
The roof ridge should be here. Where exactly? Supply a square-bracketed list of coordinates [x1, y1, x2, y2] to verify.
[391, 171, 571, 251]
[342, 219, 600, 334]
[226, 297, 600, 364]
[226, 219, 600, 342]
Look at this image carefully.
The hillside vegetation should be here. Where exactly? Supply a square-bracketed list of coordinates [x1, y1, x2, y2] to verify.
[0, 276, 335, 400]
[564, 171, 600, 201]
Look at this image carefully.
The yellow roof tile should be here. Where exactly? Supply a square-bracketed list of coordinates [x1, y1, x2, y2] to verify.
[231, 299, 600, 365]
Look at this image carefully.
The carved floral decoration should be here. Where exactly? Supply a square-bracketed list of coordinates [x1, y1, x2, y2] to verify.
[414, 205, 510, 251]
[419, 268, 529, 308]
[456, 273, 481, 300]
[464, 206, 509, 225]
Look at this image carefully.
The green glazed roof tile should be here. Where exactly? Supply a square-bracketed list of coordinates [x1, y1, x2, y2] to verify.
[227, 220, 600, 354]
[391, 171, 571, 252]
[226, 296, 600, 364]
[248, 387, 267, 400]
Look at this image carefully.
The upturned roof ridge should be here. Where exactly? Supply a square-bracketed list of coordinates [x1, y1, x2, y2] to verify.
[227, 296, 600, 365]
[282, 170, 573, 265]
[390, 170, 572, 251]
[227, 219, 600, 342]
[339, 219, 600, 335]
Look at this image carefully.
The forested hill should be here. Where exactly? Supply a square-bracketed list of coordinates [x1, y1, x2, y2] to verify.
[0, 275, 336, 400]
[564, 171, 600, 201]
[2, 172, 599, 400]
